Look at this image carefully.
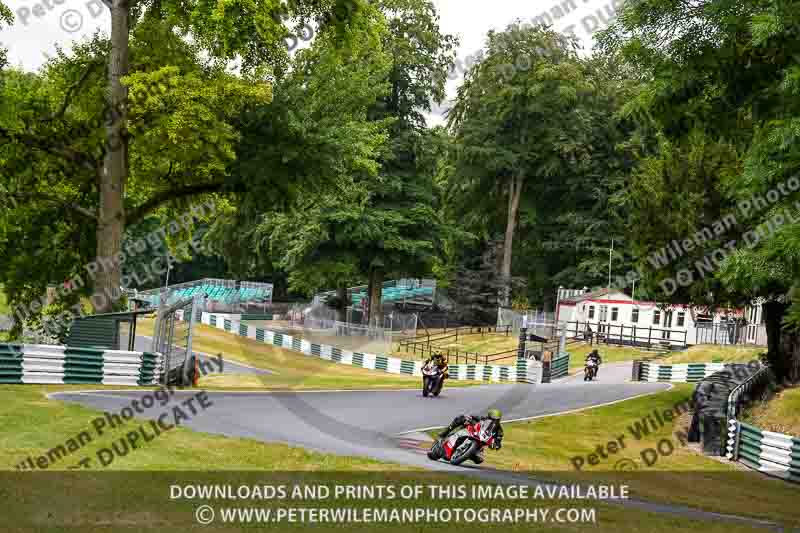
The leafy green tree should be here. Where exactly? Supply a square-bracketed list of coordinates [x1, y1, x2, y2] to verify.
[447, 23, 591, 306]
[599, 0, 800, 381]
[0, 26, 266, 325]
[202, 2, 393, 317]
[0, 1, 11, 70]
[215, 0, 457, 327]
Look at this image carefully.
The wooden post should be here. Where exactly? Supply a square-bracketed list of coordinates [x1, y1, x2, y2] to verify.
[648, 326, 652, 347]
[518, 327, 527, 361]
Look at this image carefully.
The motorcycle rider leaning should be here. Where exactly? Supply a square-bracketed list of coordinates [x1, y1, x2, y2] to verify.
[423, 350, 449, 378]
[438, 409, 503, 464]
[585, 349, 602, 377]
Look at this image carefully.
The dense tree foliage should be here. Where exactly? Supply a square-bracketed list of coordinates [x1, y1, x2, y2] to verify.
[3, 0, 800, 384]
[599, 0, 800, 381]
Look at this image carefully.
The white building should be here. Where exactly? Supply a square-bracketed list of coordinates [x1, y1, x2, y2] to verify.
[555, 288, 765, 347]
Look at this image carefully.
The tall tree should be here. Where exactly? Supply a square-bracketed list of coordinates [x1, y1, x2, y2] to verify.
[448, 23, 590, 306]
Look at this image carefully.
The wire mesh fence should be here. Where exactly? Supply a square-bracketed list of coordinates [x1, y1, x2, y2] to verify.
[497, 307, 556, 336]
[152, 294, 200, 385]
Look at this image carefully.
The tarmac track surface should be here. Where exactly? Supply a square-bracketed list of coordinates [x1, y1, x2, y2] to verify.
[48, 362, 782, 530]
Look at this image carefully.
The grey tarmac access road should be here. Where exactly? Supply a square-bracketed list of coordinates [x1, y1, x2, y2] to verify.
[48, 362, 782, 530]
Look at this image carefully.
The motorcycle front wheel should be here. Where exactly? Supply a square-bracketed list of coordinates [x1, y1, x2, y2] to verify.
[427, 440, 443, 461]
[450, 439, 479, 466]
[422, 377, 429, 397]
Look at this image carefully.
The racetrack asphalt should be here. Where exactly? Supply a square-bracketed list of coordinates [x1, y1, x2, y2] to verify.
[51, 361, 661, 469]
[46, 362, 784, 530]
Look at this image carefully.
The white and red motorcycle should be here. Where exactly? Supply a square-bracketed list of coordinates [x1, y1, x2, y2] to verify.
[421, 362, 445, 397]
[427, 418, 497, 466]
[584, 359, 597, 381]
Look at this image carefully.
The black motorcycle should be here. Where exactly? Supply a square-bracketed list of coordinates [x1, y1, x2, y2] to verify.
[422, 363, 445, 397]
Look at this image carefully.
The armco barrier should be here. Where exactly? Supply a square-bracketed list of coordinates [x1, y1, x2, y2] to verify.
[636, 361, 727, 382]
[727, 420, 800, 484]
[0, 343, 163, 385]
[198, 313, 542, 384]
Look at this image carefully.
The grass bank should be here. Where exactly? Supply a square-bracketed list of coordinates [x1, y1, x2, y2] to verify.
[137, 319, 482, 390]
[742, 385, 800, 437]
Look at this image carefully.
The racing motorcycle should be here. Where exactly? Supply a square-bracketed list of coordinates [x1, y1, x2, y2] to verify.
[421, 362, 445, 397]
[584, 359, 597, 381]
[427, 418, 497, 466]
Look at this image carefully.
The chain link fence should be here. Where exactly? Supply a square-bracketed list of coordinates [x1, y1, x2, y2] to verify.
[152, 293, 201, 385]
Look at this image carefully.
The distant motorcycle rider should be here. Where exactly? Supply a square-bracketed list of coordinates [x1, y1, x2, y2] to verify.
[423, 350, 449, 379]
[438, 409, 504, 463]
[585, 349, 602, 377]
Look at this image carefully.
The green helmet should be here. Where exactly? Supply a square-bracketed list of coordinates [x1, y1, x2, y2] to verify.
[488, 409, 502, 421]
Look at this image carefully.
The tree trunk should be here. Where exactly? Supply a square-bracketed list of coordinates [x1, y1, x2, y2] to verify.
[368, 267, 384, 328]
[501, 175, 524, 307]
[336, 286, 347, 323]
[762, 301, 800, 384]
[94, 0, 129, 313]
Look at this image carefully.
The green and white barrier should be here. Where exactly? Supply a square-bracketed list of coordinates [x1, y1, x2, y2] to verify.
[550, 352, 570, 380]
[727, 420, 800, 484]
[638, 361, 726, 382]
[199, 312, 541, 384]
[0, 344, 163, 386]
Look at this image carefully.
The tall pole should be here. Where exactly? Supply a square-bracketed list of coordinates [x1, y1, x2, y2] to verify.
[554, 285, 563, 334]
[607, 238, 614, 292]
[631, 279, 636, 301]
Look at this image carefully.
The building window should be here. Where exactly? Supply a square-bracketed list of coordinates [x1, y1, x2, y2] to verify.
[677, 311, 686, 327]
[653, 310, 661, 325]
[632, 308, 639, 323]
[599, 305, 608, 322]
[611, 307, 619, 321]
[588, 306, 595, 320]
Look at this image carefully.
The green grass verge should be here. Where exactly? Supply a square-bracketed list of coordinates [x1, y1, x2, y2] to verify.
[432, 385, 799, 526]
[658, 344, 764, 364]
[138, 319, 483, 390]
[742, 385, 800, 437]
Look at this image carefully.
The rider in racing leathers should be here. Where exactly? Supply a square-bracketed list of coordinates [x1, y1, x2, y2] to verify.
[423, 350, 449, 379]
[437, 409, 503, 463]
[585, 349, 602, 377]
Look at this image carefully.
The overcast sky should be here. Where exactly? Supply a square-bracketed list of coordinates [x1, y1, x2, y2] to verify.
[2, 0, 617, 123]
